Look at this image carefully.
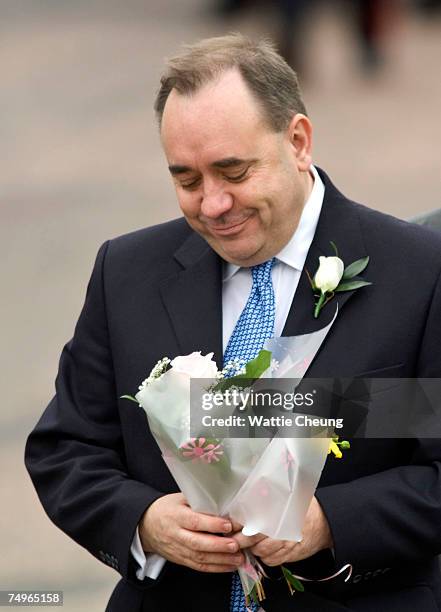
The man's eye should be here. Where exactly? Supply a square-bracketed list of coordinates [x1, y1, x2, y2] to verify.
[226, 169, 248, 182]
[180, 178, 201, 190]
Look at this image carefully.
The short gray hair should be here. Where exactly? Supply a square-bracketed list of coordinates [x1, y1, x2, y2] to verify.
[154, 33, 307, 132]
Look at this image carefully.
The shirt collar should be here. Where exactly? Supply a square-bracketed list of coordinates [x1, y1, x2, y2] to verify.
[223, 164, 324, 281]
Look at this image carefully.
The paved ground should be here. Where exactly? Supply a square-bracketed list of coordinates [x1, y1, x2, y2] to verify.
[1, 1, 440, 609]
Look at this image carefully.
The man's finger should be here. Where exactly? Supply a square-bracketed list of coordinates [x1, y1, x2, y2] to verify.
[232, 531, 266, 549]
[180, 546, 245, 568]
[260, 552, 287, 567]
[179, 529, 241, 554]
[187, 561, 241, 573]
[229, 519, 243, 532]
[251, 539, 286, 557]
[178, 506, 233, 534]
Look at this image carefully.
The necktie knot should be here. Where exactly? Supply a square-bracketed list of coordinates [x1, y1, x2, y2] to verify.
[251, 257, 275, 287]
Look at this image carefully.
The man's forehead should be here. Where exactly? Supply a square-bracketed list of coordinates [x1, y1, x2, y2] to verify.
[161, 70, 264, 132]
[160, 76, 273, 168]
[166, 69, 247, 105]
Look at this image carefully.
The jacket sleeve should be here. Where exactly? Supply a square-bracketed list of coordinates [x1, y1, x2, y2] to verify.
[316, 269, 441, 569]
[24, 241, 164, 587]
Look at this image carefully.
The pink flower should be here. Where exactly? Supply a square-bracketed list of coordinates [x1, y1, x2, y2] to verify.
[202, 443, 224, 463]
[180, 438, 207, 460]
[180, 438, 223, 463]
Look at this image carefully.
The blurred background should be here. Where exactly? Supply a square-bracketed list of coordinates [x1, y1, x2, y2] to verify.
[1, 0, 440, 609]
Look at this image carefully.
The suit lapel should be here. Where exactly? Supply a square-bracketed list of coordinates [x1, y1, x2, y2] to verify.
[283, 169, 368, 341]
[159, 232, 224, 368]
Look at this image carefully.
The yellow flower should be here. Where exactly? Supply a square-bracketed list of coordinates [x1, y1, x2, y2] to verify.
[328, 440, 342, 459]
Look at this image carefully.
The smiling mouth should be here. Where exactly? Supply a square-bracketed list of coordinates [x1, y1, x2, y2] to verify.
[207, 217, 251, 237]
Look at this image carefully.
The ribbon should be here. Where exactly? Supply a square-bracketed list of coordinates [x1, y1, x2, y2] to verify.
[292, 563, 353, 584]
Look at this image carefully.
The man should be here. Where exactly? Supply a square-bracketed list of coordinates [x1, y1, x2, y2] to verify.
[25, 34, 441, 611]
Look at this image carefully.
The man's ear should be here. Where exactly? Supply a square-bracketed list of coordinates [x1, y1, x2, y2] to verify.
[286, 113, 313, 172]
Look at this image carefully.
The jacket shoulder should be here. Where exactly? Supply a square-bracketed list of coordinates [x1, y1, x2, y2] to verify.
[319, 167, 441, 260]
[89, 218, 195, 286]
[109, 217, 192, 255]
[352, 200, 441, 263]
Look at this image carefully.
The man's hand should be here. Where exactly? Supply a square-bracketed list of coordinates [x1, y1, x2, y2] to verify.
[138, 493, 245, 573]
[231, 496, 333, 566]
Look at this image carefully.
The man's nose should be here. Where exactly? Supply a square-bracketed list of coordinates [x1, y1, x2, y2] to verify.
[200, 186, 233, 219]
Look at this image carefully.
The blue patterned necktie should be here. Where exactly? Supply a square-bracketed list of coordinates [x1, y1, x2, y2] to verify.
[223, 258, 276, 612]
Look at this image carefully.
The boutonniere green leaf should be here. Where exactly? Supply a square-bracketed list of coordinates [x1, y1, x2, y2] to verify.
[307, 242, 372, 318]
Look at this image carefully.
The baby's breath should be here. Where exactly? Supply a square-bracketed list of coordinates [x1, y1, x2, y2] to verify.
[138, 357, 171, 391]
[221, 357, 247, 377]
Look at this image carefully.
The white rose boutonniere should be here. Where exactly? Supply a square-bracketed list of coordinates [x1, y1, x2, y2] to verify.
[307, 242, 372, 318]
[314, 256, 344, 293]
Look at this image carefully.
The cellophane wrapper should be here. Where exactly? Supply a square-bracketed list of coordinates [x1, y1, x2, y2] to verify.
[136, 319, 335, 599]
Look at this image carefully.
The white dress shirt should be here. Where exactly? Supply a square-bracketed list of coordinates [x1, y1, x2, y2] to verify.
[131, 165, 324, 581]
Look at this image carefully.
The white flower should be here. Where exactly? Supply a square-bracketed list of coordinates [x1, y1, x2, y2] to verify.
[270, 359, 280, 373]
[138, 357, 171, 390]
[314, 256, 344, 293]
[170, 351, 219, 378]
[221, 358, 246, 377]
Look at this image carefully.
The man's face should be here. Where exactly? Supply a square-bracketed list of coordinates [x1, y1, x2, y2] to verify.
[160, 69, 313, 266]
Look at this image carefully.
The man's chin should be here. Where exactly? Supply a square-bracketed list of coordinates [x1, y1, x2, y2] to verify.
[212, 240, 266, 267]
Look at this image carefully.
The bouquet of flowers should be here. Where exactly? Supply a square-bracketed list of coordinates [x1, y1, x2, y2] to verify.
[123, 315, 349, 608]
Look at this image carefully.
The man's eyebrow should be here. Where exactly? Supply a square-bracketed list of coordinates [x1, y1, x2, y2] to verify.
[168, 165, 192, 175]
[168, 157, 256, 175]
[211, 157, 256, 169]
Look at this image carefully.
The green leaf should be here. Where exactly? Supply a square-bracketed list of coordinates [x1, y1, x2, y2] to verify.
[305, 268, 316, 290]
[241, 350, 271, 378]
[335, 280, 372, 292]
[282, 566, 305, 592]
[215, 350, 271, 391]
[330, 241, 339, 257]
[120, 394, 139, 404]
[342, 256, 370, 280]
[249, 588, 259, 605]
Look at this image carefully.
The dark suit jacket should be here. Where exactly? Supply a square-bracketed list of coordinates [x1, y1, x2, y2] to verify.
[25, 170, 441, 611]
